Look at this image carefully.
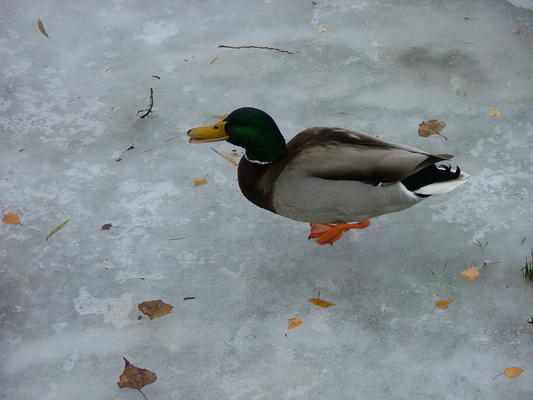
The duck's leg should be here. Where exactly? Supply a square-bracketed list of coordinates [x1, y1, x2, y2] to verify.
[308, 221, 371, 245]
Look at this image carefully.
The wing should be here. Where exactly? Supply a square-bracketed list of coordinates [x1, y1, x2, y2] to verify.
[284, 127, 453, 183]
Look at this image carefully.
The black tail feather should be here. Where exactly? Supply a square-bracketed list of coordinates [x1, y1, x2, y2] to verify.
[402, 164, 461, 195]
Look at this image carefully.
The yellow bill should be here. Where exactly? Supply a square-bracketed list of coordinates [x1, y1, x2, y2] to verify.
[187, 120, 228, 143]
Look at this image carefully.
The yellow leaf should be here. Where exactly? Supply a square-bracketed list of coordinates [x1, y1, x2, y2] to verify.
[461, 267, 480, 281]
[138, 300, 174, 320]
[308, 298, 335, 308]
[193, 177, 208, 186]
[287, 317, 302, 330]
[37, 19, 49, 38]
[489, 109, 502, 117]
[2, 211, 22, 225]
[214, 114, 228, 121]
[504, 367, 524, 378]
[418, 120, 447, 139]
[434, 299, 454, 309]
[493, 366, 524, 380]
[46, 219, 68, 241]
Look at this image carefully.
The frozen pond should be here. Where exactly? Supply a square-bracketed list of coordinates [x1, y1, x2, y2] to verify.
[1, 0, 533, 399]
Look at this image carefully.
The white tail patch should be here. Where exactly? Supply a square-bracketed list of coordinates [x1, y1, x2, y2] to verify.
[415, 172, 468, 195]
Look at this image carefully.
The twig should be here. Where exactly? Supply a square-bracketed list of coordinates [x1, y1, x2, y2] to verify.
[137, 88, 154, 119]
[184, 296, 195, 300]
[218, 44, 295, 54]
[137, 389, 149, 400]
[210, 147, 239, 166]
[209, 57, 218, 65]
[151, 75, 160, 79]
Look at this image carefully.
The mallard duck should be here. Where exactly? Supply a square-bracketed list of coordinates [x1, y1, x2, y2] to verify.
[187, 107, 467, 245]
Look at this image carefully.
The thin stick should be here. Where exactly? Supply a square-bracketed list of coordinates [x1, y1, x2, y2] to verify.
[209, 57, 218, 65]
[137, 389, 149, 400]
[218, 44, 294, 54]
[137, 88, 154, 119]
[209, 147, 238, 166]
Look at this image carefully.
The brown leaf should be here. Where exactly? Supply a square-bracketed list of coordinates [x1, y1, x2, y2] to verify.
[101, 223, 113, 230]
[117, 358, 157, 390]
[434, 299, 454, 309]
[288, 317, 302, 330]
[418, 120, 447, 139]
[193, 177, 208, 186]
[308, 298, 335, 308]
[138, 300, 173, 320]
[489, 109, 502, 117]
[37, 19, 49, 38]
[2, 211, 22, 225]
[461, 267, 480, 281]
[513, 28, 522, 35]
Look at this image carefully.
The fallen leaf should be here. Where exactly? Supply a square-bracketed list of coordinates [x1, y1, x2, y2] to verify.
[489, 109, 502, 117]
[101, 223, 113, 230]
[513, 28, 522, 35]
[117, 358, 157, 390]
[434, 299, 454, 309]
[315, 25, 329, 32]
[46, 219, 68, 241]
[2, 211, 22, 225]
[210, 147, 239, 166]
[138, 300, 173, 320]
[37, 19, 49, 38]
[193, 177, 208, 186]
[308, 298, 335, 308]
[288, 317, 302, 330]
[492, 366, 524, 380]
[461, 267, 480, 281]
[418, 120, 447, 139]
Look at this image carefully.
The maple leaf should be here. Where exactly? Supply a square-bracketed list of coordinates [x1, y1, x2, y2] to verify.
[193, 177, 208, 186]
[418, 120, 447, 140]
[434, 299, 454, 309]
[2, 211, 22, 225]
[308, 298, 335, 308]
[461, 267, 480, 281]
[117, 358, 157, 392]
[288, 317, 302, 330]
[138, 300, 173, 320]
[492, 366, 524, 380]
[489, 109, 502, 117]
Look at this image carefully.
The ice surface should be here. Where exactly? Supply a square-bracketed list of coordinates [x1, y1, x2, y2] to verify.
[1, 0, 533, 399]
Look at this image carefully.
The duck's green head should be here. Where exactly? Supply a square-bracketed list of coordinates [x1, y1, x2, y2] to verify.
[187, 107, 286, 163]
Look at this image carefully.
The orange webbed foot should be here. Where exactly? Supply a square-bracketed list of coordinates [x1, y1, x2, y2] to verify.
[308, 221, 371, 245]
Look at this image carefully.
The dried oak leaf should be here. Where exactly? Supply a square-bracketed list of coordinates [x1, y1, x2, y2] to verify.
[308, 298, 335, 308]
[193, 177, 208, 186]
[288, 317, 302, 330]
[2, 212, 22, 225]
[101, 223, 113, 230]
[435, 299, 454, 309]
[117, 358, 157, 390]
[461, 267, 480, 281]
[489, 109, 502, 117]
[418, 120, 447, 139]
[493, 366, 524, 380]
[138, 299, 173, 320]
